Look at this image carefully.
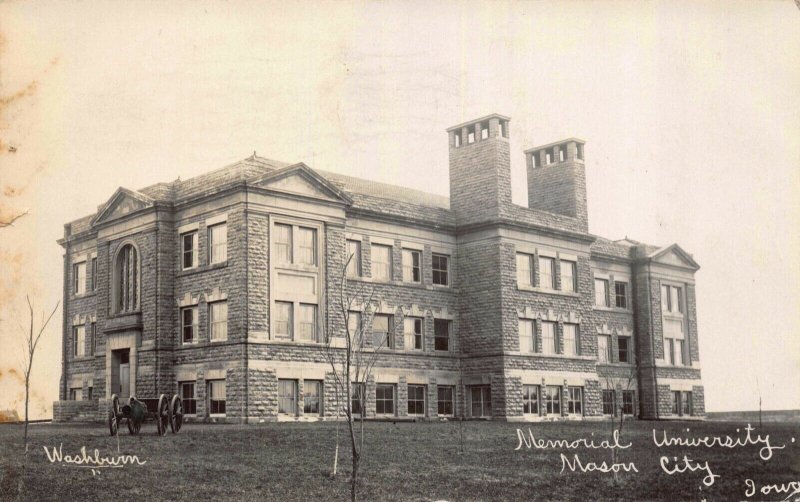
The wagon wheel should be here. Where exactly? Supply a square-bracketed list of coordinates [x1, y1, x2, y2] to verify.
[108, 394, 120, 436]
[170, 394, 183, 434]
[156, 394, 169, 436]
[127, 417, 141, 435]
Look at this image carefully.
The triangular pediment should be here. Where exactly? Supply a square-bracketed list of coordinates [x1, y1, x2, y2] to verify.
[252, 163, 352, 204]
[92, 188, 154, 225]
[649, 244, 700, 270]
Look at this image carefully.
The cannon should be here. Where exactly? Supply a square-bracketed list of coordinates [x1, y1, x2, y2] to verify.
[108, 393, 183, 436]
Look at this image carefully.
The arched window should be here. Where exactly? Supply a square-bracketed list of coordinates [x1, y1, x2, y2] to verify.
[114, 244, 139, 313]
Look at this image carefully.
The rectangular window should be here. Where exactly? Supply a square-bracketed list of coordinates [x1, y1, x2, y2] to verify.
[90, 322, 96, 355]
[274, 301, 293, 340]
[91, 257, 98, 291]
[401, 249, 421, 283]
[87, 387, 93, 400]
[560, 260, 576, 292]
[304, 380, 322, 416]
[275, 224, 292, 264]
[662, 285, 684, 313]
[538, 256, 555, 289]
[432, 254, 449, 286]
[567, 387, 583, 415]
[208, 223, 228, 265]
[615, 281, 628, 309]
[665, 338, 675, 365]
[544, 386, 561, 415]
[469, 386, 491, 418]
[297, 304, 318, 342]
[73, 262, 86, 294]
[597, 335, 610, 363]
[70, 388, 82, 401]
[522, 385, 540, 415]
[541, 321, 556, 354]
[278, 379, 297, 415]
[676, 339, 685, 366]
[672, 286, 683, 313]
[181, 307, 198, 344]
[622, 391, 635, 415]
[434, 319, 451, 351]
[563, 324, 578, 356]
[404, 317, 423, 351]
[351, 383, 365, 415]
[602, 390, 615, 415]
[672, 391, 681, 415]
[209, 301, 228, 341]
[375, 384, 395, 416]
[595, 278, 609, 307]
[73, 325, 85, 357]
[180, 381, 197, 415]
[296, 227, 316, 265]
[516, 253, 533, 287]
[347, 311, 361, 339]
[372, 314, 393, 349]
[181, 231, 198, 269]
[208, 380, 226, 415]
[618, 336, 630, 363]
[682, 391, 692, 416]
[519, 319, 535, 353]
[346, 240, 361, 277]
[437, 386, 454, 416]
[407, 385, 426, 416]
[372, 244, 392, 281]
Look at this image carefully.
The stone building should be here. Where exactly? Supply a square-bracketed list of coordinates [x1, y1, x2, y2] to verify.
[54, 114, 704, 423]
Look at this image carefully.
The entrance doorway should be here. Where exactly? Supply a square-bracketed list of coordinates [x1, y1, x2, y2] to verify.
[111, 349, 131, 399]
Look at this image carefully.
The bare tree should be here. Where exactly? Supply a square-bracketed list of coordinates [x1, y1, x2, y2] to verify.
[21, 295, 59, 451]
[324, 253, 386, 502]
[18, 295, 59, 497]
[601, 360, 638, 486]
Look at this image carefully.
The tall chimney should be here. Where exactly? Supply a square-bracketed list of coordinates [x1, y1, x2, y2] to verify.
[447, 114, 512, 226]
[524, 138, 588, 232]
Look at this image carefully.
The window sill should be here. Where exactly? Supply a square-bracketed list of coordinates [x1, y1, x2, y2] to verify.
[72, 291, 96, 299]
[596, 361, 635, 367]
[346, 276, 453, 292]
[517, 286, 580, 298]
[177, 262, 228, 278]
[593, 305, 633, 314]
[514, 352, 595, 361]
[70, 355, 94, 361]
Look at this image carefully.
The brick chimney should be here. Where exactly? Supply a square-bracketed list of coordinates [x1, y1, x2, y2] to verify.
[447, 114, 512, 225]
[524, 138, 588, 232]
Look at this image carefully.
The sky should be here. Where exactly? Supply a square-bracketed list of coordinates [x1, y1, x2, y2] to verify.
[0, 1, 798, 419]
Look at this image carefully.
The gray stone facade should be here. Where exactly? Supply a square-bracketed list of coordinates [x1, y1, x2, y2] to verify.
[55, 113, 705, 423]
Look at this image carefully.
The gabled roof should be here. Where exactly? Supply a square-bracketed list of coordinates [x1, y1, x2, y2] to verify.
[645, 243, 700, 270]
[251, 162, 353, 205]
[91, 187, 155, 226]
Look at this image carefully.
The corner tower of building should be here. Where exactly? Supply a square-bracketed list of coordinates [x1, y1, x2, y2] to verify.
[525, 138, 588, 232]
[447, 114, 512, 226]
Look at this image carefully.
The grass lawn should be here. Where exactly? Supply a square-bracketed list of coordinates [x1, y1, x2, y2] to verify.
[0, 419, 798, 501]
